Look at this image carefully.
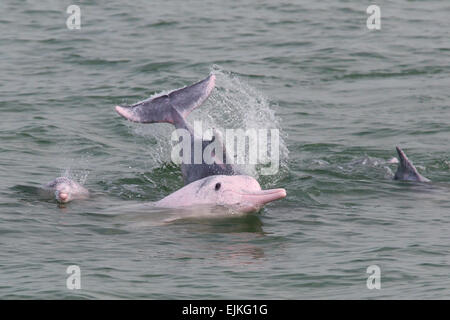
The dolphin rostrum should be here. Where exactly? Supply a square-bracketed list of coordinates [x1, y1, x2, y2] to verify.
[40, 177, 89, 203]
[394, 147, 430, 182]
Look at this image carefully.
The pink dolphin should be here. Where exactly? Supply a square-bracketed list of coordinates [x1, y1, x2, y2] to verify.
[155, 175, 286, 213]
[41, 177, 89, 203]
[115, 74, 287, 212]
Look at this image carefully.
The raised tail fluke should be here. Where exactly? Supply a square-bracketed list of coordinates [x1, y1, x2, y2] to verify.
[115, 74, 216, 124]
[394, 146, 430, 182]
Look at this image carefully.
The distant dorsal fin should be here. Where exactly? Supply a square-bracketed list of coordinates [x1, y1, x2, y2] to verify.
[394, 147, 430, 182]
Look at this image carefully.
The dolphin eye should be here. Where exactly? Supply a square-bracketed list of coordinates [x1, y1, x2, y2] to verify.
[214, 183, 221, 191]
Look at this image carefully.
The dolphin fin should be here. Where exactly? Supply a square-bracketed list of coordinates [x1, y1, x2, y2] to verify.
[394, 147, 430, 182]
[115, 74, 216, 124]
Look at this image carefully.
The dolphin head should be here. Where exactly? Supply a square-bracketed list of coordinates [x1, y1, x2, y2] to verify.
[210, 175, 287, 212]
[46, 177, 89, 204]
[156, 175, 287, 213]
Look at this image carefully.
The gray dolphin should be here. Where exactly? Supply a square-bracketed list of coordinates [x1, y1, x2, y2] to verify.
[115, 74, 238, 185]
[394, 147, 430, 182]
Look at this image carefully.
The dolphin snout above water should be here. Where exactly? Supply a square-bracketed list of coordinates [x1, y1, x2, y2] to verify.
[155, 175, 286, 213]
[41, 177, 89, 203]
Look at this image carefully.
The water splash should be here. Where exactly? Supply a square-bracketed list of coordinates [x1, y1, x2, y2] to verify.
[59, 157, 90, 185]
[196, 66, 289, 181]
[126, 67, 289, 183]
